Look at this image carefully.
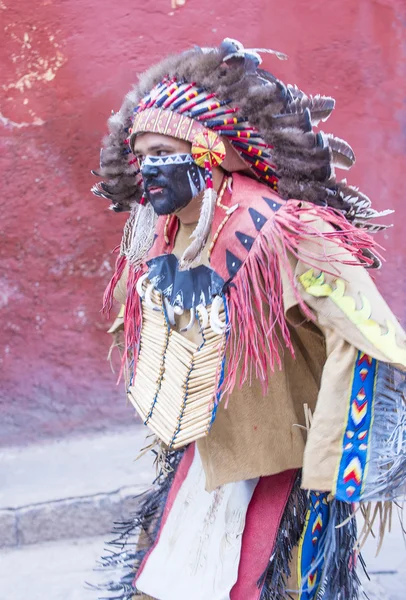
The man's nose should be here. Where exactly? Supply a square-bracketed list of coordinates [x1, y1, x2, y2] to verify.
[141, 163, 159, 178]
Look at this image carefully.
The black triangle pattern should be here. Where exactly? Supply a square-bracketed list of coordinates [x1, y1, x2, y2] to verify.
[235, 230, 255, 251]
[249, 207, 268, 231]
[226, 249, 243, 278]
[262, 196, 282, 212]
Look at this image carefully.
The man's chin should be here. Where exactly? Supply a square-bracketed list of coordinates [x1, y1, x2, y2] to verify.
[147, 192, 193, 216]
[152, 206, 173, 216]
[149, 199, 175, 216]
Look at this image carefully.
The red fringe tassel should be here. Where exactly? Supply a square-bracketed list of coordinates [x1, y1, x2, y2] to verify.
[223, 202, 382, 398]
[102, 252, 127, 315]
[102, 249, 144, 384]
[119, 264, 144, 384]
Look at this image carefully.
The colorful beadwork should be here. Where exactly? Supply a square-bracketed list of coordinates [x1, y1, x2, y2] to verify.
[207, 176, 238, 260]
[334, 351, 377, 501]
[297, 492, 330, 600]
[191, 130, 226, 168]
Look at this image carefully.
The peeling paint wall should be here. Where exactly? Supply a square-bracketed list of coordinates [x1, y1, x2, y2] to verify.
[1, 0, 405, 446]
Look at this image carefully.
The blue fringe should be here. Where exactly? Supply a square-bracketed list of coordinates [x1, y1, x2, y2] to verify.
[362, 362, 406, 501]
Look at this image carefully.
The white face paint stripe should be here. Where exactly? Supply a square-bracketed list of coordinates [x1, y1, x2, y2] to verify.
[187, 170, 200, 198]
[141, 153, 194, 168]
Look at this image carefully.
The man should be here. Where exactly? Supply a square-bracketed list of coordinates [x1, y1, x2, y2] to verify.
[92, 39, 406, 600]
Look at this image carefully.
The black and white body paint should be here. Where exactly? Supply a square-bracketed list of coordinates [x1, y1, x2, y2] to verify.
[141, 153, 206, 216]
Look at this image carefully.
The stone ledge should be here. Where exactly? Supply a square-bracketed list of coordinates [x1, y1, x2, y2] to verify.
[0, 485, 143, 549]
[0, 510, 18, 547]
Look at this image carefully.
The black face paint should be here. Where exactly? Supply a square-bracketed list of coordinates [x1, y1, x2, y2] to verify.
[141, 153, 205, 216]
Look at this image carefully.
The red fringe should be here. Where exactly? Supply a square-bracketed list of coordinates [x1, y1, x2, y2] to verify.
[119, 264, 144, 384]
[223, 202, 382, 398]
[102, 251, 127, 315]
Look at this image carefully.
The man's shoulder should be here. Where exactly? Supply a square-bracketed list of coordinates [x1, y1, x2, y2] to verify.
[231, 172, 285, 214]
[209, 173, 288, 281]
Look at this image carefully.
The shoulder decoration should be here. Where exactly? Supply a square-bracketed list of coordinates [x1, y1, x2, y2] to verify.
[299, 269, 406, 368]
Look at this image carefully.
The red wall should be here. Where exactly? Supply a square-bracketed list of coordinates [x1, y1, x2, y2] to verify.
[1, 0, 405, 445]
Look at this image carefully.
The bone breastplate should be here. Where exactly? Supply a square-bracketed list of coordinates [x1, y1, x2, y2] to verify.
[128, 275, 227, 449]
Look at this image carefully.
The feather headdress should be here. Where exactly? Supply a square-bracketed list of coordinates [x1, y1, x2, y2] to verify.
[92, 38, 391, 269]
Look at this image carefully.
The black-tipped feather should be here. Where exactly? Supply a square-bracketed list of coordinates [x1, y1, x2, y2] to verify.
[327, 135, 356, 169]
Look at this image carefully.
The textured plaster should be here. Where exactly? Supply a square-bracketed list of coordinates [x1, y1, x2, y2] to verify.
[1, 0, 405, 445]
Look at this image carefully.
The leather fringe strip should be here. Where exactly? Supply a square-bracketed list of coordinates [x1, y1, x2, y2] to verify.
[88, 449, 184, 600]
[258, 471, 307, 600]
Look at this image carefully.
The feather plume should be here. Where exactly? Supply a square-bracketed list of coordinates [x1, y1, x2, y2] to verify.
[179, 188, 217, 270]
[327, 134, 356, 170]
[285, 91, 335, 124]
[272, 108, 312, 133]
[126, 202, 158, 269]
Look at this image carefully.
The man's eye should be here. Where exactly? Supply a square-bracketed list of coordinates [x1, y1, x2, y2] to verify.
[156, 150, 170, 156]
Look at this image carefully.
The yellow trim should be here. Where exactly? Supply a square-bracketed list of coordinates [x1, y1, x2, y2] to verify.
[299, 269, 406, 367]
[173, 115, 183, 139]
[185, 117, 194, 142]
[163, 112, 172, 136]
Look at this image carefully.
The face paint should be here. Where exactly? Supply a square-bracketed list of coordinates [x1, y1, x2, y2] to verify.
[141, 153, 205, 216]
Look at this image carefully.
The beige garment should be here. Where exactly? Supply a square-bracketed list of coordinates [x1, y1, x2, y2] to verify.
[281, 215, 406, 490]
[149, 221, 324, 491]
[113, 213, 406, 494]
[300, 328, 357, 490]
[197, 321, 325, 491]
[283, 214, 406, 368]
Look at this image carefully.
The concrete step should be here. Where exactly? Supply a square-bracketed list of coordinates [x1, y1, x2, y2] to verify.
[0, 425, 154, 548]
[0, 534, 403, 600]
[0, 535, 106, 600]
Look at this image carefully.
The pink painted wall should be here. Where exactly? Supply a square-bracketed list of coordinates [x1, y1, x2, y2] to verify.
[1, 0, 405, 445]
